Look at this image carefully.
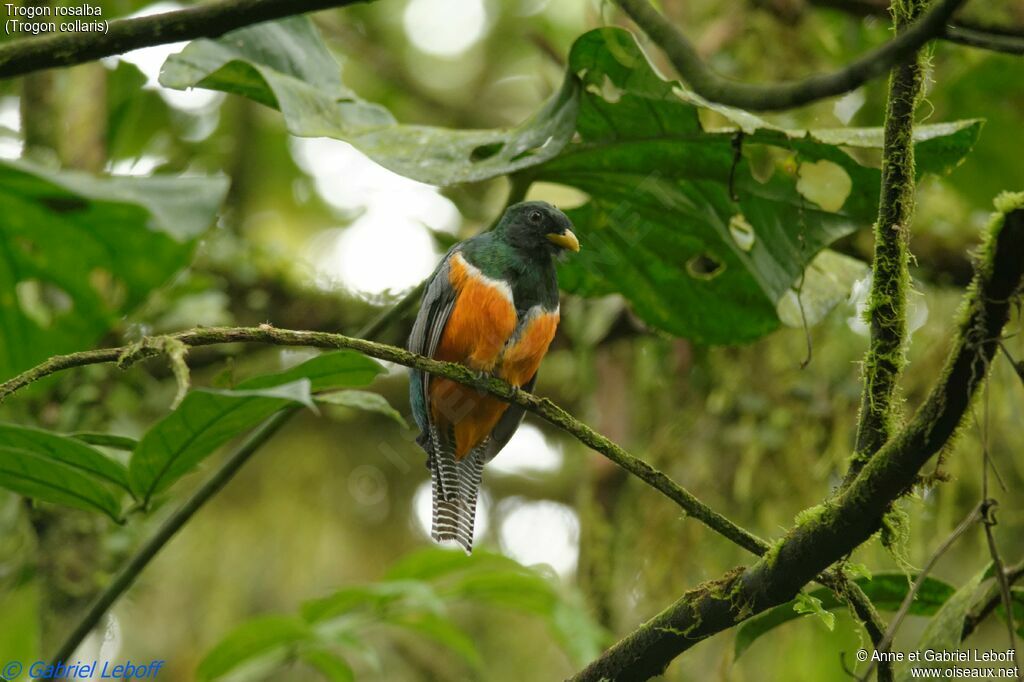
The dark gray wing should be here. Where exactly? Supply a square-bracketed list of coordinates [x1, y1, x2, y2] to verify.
[408, 247, 459, 441]
[408, 247, 486, 553]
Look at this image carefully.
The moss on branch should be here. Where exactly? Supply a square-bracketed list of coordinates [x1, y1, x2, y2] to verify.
[571, 200, 1024, 681]
[614, 0, 965, 111]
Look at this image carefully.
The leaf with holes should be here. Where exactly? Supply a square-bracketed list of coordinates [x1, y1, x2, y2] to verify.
[238, 350, 384, 392]
[159, 17, 578, 185]
[539, 29, 980, 343]
[0, 159, 228, 380]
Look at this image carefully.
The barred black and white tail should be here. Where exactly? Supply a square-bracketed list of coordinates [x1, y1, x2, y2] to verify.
[429, 426, 486, 553]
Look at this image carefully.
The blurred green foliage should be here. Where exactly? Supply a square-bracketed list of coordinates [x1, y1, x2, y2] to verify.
[0, 0, 1022, 680]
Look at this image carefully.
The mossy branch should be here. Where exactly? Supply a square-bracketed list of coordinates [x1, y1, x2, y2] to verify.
[0, 0, 371, 80]
[0, 325, 766, 556]
[571, 201, 1024, 681]
[614, 0, 964, 111]
[845, 0, 928, 487]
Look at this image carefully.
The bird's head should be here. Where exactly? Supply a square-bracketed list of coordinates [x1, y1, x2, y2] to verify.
[496, 201, 580, 257]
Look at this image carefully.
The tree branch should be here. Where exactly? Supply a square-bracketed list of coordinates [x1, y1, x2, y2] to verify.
[962, 558, 1024, 641]
[858, 501, 985, 682]
[570, 201, 1024, 681]
[0, 325, 768, 556]
[845, 0, 927, 487]
[0, 0, 372, 80]
[614, 0, 966, 111]
[10, 336, 891, 677]
[807, 0, 1024, 55]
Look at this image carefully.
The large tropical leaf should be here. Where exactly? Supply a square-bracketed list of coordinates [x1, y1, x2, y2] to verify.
[0, 159, 227, 379]
[159, 17, 578, 185]
[160, 21, 979, 344]
[533, 28, 981, 343]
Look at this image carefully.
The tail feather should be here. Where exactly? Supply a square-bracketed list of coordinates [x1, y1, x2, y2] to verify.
[429, 427, 486, 553]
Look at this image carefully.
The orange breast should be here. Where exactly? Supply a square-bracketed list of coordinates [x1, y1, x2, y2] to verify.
[430, 253, 518, 459]
[498, 308, 560, 387]
[433, 253, 517, 371]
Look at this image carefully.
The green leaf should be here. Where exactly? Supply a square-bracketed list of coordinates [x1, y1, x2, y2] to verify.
[539, 28, 980, 344]
[302, 581, 445, 623]
[69, 432, 139, 452]
[239, 351, 385, 393]
[159, 17, 579, 185]
[0, 159, 227, 379]
[0, 423, 130, 492]
[776, 250, 869, 328]
[901, 564, 992, 681]
[384, 547, 525, 581]
[1001, 587, 1024, 639]
[128, 380, 314, 501]
[443, 570, 559, 615]
[197, 615, 312, 681]
[387, 612, 483, 670]
[106, 61, 174, 163]
[298, 649, 354, 682]
[129, 351, 384, 501]
[735, 572, 956, 659]
[0, 446, 123, 521]
[316, 390, 407, 427]
[793, 592, 835, 631]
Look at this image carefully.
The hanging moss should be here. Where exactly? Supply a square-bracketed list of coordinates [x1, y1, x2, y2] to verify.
[880, 503, 914, 574]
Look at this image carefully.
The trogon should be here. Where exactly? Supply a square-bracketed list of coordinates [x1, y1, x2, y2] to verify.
[408, 201, 580, 553]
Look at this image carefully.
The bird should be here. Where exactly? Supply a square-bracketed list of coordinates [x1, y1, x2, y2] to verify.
[408, 200, 580, 553]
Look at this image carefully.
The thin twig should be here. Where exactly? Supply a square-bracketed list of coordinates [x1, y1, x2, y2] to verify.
[857, 501, 986, 682]
[977, 378, 1020, 675]
[962, 559, 1024, 641]
[0, 0, 372, 80]
[944, 25, 1024, 55]
[982, 508, 1021, 678]
[614, 0, 965, 111]
[805, 0, 1024, 54]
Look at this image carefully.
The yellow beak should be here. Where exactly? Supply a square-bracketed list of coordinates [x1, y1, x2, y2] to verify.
[546, 229, 580, 252]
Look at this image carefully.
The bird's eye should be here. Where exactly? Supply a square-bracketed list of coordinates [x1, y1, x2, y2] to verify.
[529, 210, 543, 223]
